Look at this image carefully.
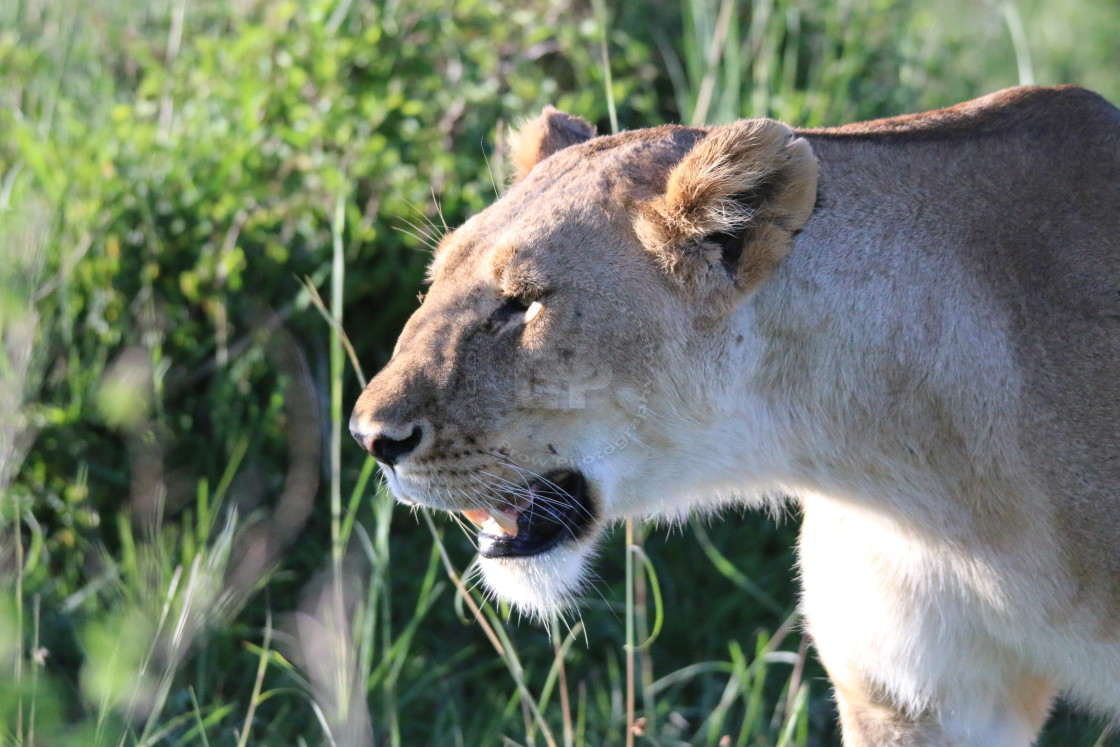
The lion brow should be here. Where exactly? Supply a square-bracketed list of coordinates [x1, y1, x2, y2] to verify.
[488, 241, 545, 297]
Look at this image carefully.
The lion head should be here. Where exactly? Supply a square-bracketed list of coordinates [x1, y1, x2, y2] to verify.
[350, 108, 818, 616]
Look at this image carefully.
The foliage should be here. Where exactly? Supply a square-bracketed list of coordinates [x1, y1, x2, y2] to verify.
[1, 0, 658, 570]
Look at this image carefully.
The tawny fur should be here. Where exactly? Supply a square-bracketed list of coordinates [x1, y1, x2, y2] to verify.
[634, 119, 817, 297]
[508, 106, 596, 182]
[353, 86, 1120, 746]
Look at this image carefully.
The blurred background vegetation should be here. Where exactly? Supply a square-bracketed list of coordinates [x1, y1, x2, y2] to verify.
[1, 0, 1117, 744]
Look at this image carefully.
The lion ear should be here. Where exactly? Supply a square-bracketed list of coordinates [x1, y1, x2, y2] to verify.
[508, 107, 596, 181]
[635, 118, 818, 295]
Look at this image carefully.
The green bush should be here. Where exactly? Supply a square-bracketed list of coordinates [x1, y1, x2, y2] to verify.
[2, 0, 659, 583]
[2, 1, 663, 742]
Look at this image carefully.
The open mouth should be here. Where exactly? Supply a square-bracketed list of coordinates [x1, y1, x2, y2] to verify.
[462, 470, 594, 559]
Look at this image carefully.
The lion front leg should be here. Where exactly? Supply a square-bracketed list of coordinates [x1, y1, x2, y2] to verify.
[822, 638, 1054, 747]
[798, 498, 1056, 746]
[831, 680, 943, 747]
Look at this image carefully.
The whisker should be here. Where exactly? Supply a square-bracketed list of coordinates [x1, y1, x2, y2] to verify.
[476, 470, 581, 526]
[492, 459, 595, 522]
[481, 138, 501, 197]
[462, 557, 487, 596]
[469, 474, 528, 512]
[469, 470, 587, 542]
[401, 198, 446, 240]
[475, 471, 535, 503]
[391, 223, 440, 251]
[430, 188, 450, 235]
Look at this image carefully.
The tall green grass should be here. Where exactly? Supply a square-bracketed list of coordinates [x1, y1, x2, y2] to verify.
[3, 0, 1120, 744]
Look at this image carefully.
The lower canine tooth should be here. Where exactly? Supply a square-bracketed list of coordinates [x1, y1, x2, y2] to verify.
[487, 508, 519, 536]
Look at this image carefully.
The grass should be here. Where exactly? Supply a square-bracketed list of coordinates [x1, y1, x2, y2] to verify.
[3, 0, 1120, 744]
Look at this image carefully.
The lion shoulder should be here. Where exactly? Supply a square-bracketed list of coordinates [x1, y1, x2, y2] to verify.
[803, 85, 1120, 142]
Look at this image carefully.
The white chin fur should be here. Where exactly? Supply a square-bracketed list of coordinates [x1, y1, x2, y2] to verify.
[478, 539, 597, 619]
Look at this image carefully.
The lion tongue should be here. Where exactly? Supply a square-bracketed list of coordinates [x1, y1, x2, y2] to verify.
[463, 507, 519, 537]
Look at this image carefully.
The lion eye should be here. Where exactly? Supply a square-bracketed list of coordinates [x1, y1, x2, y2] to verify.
[494, 296, 543, 328]
[503, 295, 532, 312]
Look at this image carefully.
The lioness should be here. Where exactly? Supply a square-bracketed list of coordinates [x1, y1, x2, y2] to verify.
[350, 85, 1120, 745]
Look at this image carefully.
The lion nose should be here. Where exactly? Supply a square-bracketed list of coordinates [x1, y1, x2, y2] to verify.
[372, 425, 424, 466]
[349, 417, 424, 467]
